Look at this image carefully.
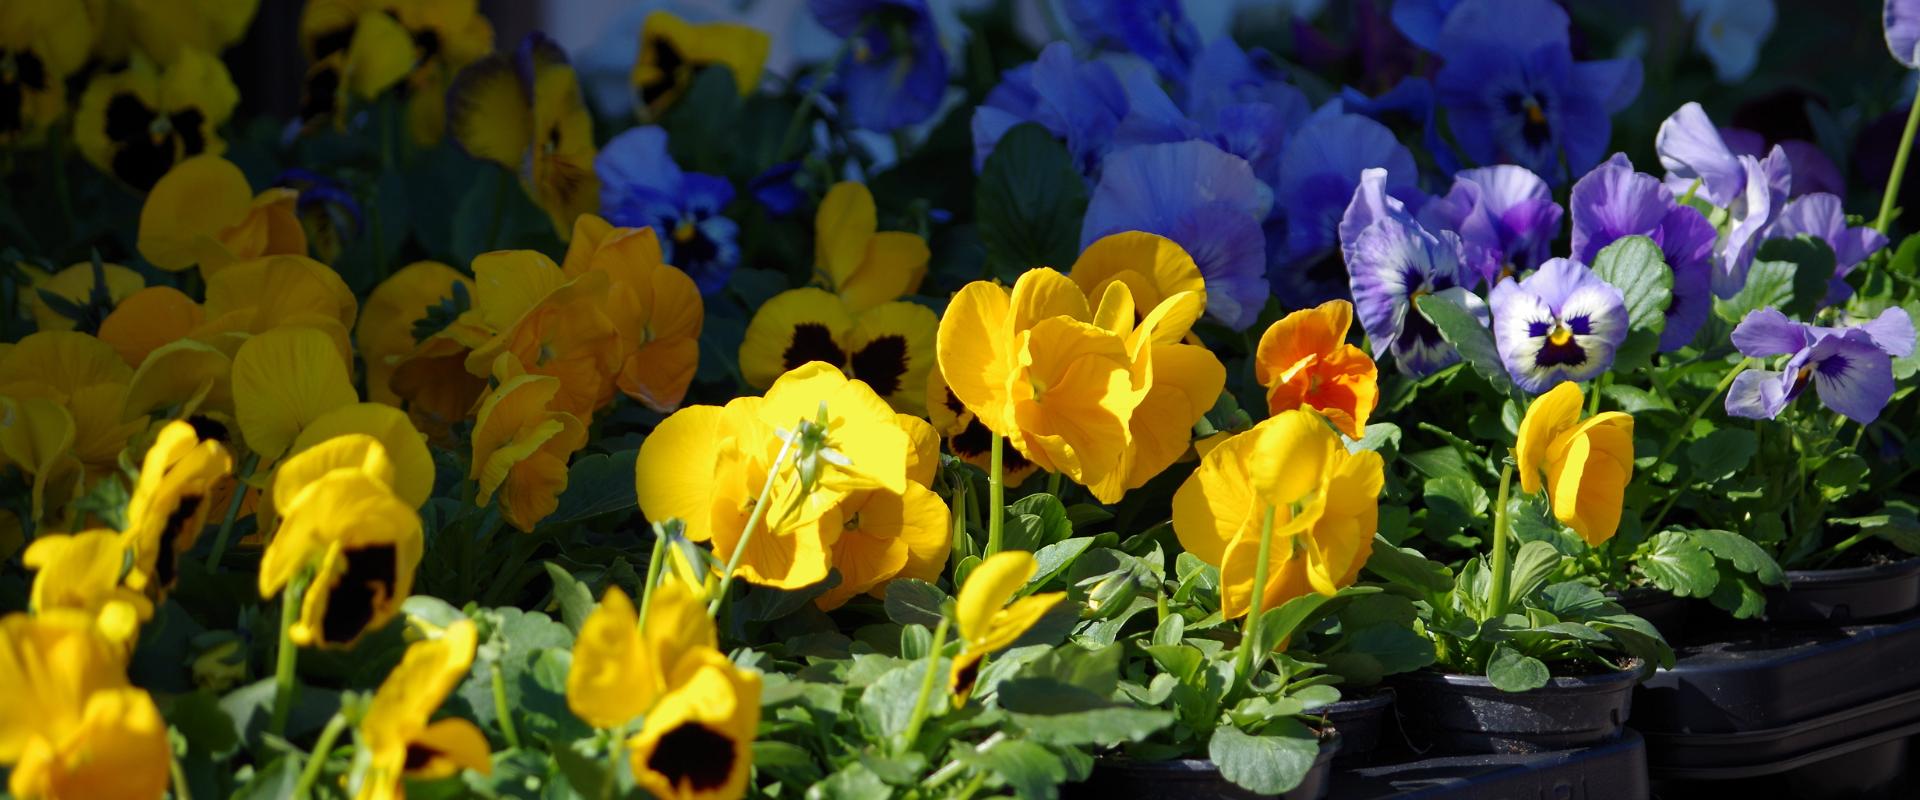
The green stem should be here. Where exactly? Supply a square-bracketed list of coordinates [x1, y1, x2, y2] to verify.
[708, 429, 801, 617]
[1235, 505, 1278, 681]
[270, 570, 310, 738]
[637, 528, 670, 633]
[292, 712, 348, 799]
[1486, 463, 1516, 620]
[985, 434, 1006, 557]
[170, 749, 194, 800]
[486, 167, 511, 251]
[1654, 358, 1754, 469]
[492, 659, 522, 750]
[601, 724, 627, 800]
[1878, 85, 1920, 236]
[205, 454, 259, 570]
[1045, 469, 1062, 498]
[897, 616, 952, 754]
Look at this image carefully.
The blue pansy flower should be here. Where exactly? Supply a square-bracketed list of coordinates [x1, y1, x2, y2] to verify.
[1727, 307, 1916, 424]
[1569, 153, 1718, 351]
[596, 126, 741, 294]
[1420, 165, 1562, 288]
[1341, 77, 1462, 176]
[749, 162, 805, 217]
[1343, 168, 1484, 377]
[972, 42, 1133, 174]
[809, 0, 948, 132]
[1178, 38, 1312, 187]
[1489, 257, 1631, 393]
[1432, 0, 1642, 183]
[1274, 110, 1419, 303]
[1888, 0, 1920, 67]
[1392, 0, 1467, 51]
[1062, 0, 1201, 82]
[1655, 103, 1793, 298]
[1764, 193, 1890, 307]
[1082, 140, 1272, 330]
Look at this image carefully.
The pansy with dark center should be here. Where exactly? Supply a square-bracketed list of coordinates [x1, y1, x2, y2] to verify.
[1726, 307, 1916, 424]
[1342, 168, 1481, 377]
[0, 49, 48, 135]
[1489, 257, 1629, 393]
[320, 543, 399, 644]
[647, 722, 737, 792]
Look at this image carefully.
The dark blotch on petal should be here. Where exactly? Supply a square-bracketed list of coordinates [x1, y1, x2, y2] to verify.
[781, 323, 847, 371]
[848, 335, 909, 397]
[322, 543, 398, 643]
[638, 38, 686, 106]
[187, 415, 229, 444]
[1534, 336, 1588, 368]
[312, 27, 355, 59]
[154, 494, 204, 588]
[171, 109, 207, 155]
[104, 93, 155, 142]
[646, 722, 736, 792]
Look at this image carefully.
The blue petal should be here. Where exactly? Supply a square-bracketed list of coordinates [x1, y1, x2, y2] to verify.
[1888, 0, 1920, 67]
[1811, 330, 1898, 424]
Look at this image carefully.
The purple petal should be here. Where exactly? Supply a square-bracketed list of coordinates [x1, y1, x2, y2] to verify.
[1731, 307, 1812, 357]
[1889, 0, 1920, 67]
[1811, 330, 1898, 424]
[1781, 140, 1845, 197]
[1572, 58, 1643, 115]
[1347, 212, 1468, 375]
[1726, 368, 1793, 420]
[1569, 153, 1671, 264]
[1279, 112, 1419, 264]
[1715, 148, 1792, 298]
[1857, 306, 1918, 358]
[1657, 205, 1719, 351]
[1657, 102, 1746, 207]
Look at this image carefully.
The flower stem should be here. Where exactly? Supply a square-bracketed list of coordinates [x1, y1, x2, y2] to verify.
[1486, 463, 1516, 620]
[897, 616, 951, 754]
[270, 570, 309, 738]
[637, 528, 669, 633]
[1235, 505, 1278, 682]
[708, 429, 801, 617]
[492, 660, 522, 750]
[1045, 470, 1062, 498]
[292, 712, 348, 799]
[170, 749, 194, 800]
[204, 454, 259, 570]
[1879, 85, 1920, 236]
[1653, 358, 1755, 471]
[985, 434, 1006, 557]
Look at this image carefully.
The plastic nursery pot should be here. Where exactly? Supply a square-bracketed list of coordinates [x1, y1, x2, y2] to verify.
[1327, 729, 1652, 799]
[1762, 557, 1920, 625]
[1390, 664, 1640, 754]
[1065, 735, 1340, 800]
[1321, 688, 1395, 765]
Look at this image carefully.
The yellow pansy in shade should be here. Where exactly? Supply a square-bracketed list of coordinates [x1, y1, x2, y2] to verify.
[0, 396, 84, 526]
[632, 10, 769, 116]
[470, 373, 589, 533]
[74, 47, 238, 191]
[739, 288, 937, 414]
[122, 421, 232, 598]
[567, 581, 713, 728]
[268, 466, 423, 648]
[355, 619, 491, 800]
[289, 403, 433, 510]
[465, 251, 622, 420]
[0, 611, 170, 800]
[449, 33, 599, 239]
[1172, 410, 1384, 620]
[1067, 231, 1208, 323]
[1254, 300, 1379, 439]
[359, 262, 473, 406]
[99, 287, 205, 368]
[813, 182, 931, 314]
[138, 155, 307, 275]
[96, 0, 258, 66]
[937, 268, 1146, 491]
[389, 323, 491, 448]
[26, 262, 144, 333]
[925, 365, 1039, 487]
[0, 0, 93, 146]
[232, 326, 358, 463]
[627, 647, 762, 800]
[123, 338, 233, 433]
[200, 254, 359, 342]
[0, 332, 146, 478]
[299, 0, 493, 144]
[949, 551, 1065, 704]
[1515, 382, 1635, 546]
[561, 216, 704, 412]
[22, 531, 154, 646]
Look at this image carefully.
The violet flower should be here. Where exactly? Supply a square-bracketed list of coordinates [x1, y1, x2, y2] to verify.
[1489, 258, 1630, 393]
[1420, 165, 1563, 288]
[1764, 193, 1890, 306]
[1343, 168, 1483, 377]
[1727, 307, 1916, 424]
[1569, 153, 1718, 351]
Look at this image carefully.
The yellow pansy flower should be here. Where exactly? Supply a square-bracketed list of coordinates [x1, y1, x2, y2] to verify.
[288, 403, 433, 510]
[22, 530, 153, 646]
[567, 581, 713, 729]
[0, 611, 170, 800]
[470, 373, 588, 533]
[200, 254, 359, 345]
[949, 551, 1065, 704]
[1067, 231, 1207, 321]
[94, 0, 258, 66]
[137, 155, 306, 276]
[272, 466, 423, 647]
[1514, 381, 1635, 546]
[389, 321, 491, 447]
[74, 47, 238, 190]
[25, 262, 144, 334]
[0, 332, 146, 478]
[231, 326, 358, 462]
[1172, 410, 1384, 620]
[355, 619, 491, 800]
[818, 482, 950, 611]
[448, 33, 599, 238]
[122, 338, 233, 436]
[359, 261, 473, 406]
[0, 395, 84, 526]
[627, 647, 761, 800]
[739, 287, 937, 414]
[299, 0, 492, 144]
[925, 364, 1039, 486]
[99, 287, 205, 368]
[464, 250, 622, 420]
[0, 0, 94, 146]
[561, 216, 704, 413]
[813, 182, 930, 314]
[122, 420, 232, 597]
[632, 10, 769, 116]
[1254, 300, 1379, 439]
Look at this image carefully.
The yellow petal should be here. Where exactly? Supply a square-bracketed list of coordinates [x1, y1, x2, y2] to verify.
[290, 404, 434, 510]
[344, 9, 413, 99]
[231, 327, 358, 462]
[471, 250, 566, 331]
[567, 586, 652, 729]
[406, 718, 493, 778]
[1068, 232, 1206, 319]
[634, 405, 729, 541]
[99, 286, 205, 369]
[447, 51, 531, 168]
[815, 182, 877, 291]
[28, 262, 145, 332]
[839, 231, 931, 314]
[123, 338, 232, 422]
[955, 550, 1035, 645]
[1548, 412, 1634, 546]
[357, 261, 472, 406]
[137, 155, 253, 270]
[1516, 381, 1584, 496]
[934, 282, 1015, 434]
[1009, 267, 1091, 330]
[846, 300, 938, 415]
[739, 288, 854, 390]
[0, 331, 132, 399]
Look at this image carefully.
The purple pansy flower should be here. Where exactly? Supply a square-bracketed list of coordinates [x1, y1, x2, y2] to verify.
[1341, 77, 1463, 176]
[1569, 153, 1719, 351]
[1727, 307, 1917, 424]
[1764, 193, 1891, 306]
[809, 0, 948, 132]
[1082, 140, 1272, 330]
[1420, 165, 1563, 288]
[1392, 0, 1468, 51]
[1489, 258, 1631, 393]
[1657, 104, 1794, 298]
[1722, 127, 1845, 197]
[1062, 0, 1201, 82]
[1342, 169, 1482, 377]
[597, 126, 740, 294]
[1432, 0, 1642, 183]
[1276, 110, 1419, 269]
[1888, 0, 1920, 67]
[972, 42, 1129, 174]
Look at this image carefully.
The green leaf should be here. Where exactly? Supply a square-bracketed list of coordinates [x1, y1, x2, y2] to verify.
[1030, 538, 1094, 590]
[806, 763, 890, 800]
[549, 450, 639, 525]
[1685, 429, 1758, 484]
[543, 561, 596, 634]
[1208, 721, 1321, 795]
[1503, 541, 1565, 606]
[1591, 235, 1672, 334]
[1687, 528, 1786, 584]
[976, 124, 1088, 278]
[163, 689, 240, 757]
[1343, 624, 1437, 677]
[1424, 476, 1490, 532]
[1010, 492, 1073, 545]
[1362, 536, 1453, 593]
[1637, 531, 1720, 598]
[1763, 236, 1838, 318]
[234, 756, 300, 800]
[1415, 291, 1513, 393]
[859, 660, 942, 740]
[1716, 256, 1795, 323]
[1485, 644, 1550, 692]
[883, 579, 948, 629]
[956, 739, 1068, 800]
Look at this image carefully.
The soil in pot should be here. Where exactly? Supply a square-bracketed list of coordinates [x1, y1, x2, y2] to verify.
[1391, 662, 1640, 755]
[1065, 733, 1341, 800]
[1319, 688, 1394, 765]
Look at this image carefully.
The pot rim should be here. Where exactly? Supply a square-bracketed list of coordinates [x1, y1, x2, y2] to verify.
[1321, 686, 1395, 715]
[1783, 555, 1920, 584]
[1398, 659, 1643, 693]
[1095, 730, 1343, 771]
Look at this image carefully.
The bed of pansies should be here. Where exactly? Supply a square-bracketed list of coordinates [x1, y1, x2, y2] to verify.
[3, 0, 1920, 798]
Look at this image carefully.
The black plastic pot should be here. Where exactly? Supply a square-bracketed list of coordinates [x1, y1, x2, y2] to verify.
[1328, 729, 1651, 799]
[1321, 689, 1394, 765]
[1391, 666, 1639, 754]
[1763, 558, 1920, 625]
[1066, 735, 1339, 800]
[1644, 687, 1920, 799]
